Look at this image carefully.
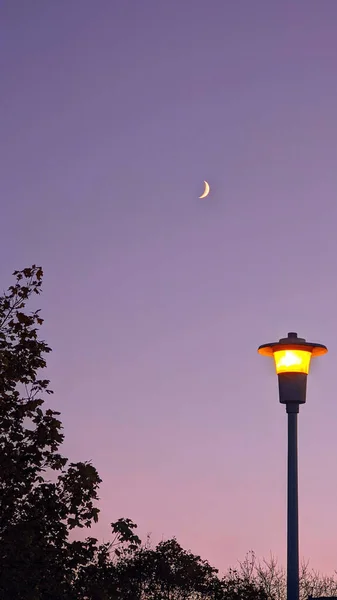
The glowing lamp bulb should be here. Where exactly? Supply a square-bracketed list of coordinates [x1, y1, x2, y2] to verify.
[273, 349, 312, 375]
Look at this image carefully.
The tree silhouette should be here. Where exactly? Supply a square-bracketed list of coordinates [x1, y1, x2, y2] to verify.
[0, 266, 102, 599]
[235, 551, 337, 600]
[102, 536, 268, 600]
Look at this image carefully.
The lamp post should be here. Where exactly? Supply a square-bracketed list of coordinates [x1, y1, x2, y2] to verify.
[258, 332, 327, 600]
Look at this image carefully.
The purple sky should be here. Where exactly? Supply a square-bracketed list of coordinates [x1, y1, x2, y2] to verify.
[2, 0, 337, 574]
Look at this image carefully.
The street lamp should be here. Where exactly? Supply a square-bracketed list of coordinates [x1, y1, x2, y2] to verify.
[258, 332, 327, 600]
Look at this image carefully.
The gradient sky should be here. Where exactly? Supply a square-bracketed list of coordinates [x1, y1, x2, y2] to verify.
[2, 0, 337, 575]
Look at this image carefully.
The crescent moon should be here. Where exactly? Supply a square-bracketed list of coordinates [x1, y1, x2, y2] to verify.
[199, 180, 210, 199]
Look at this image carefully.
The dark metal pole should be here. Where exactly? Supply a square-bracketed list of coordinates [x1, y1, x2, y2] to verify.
[286, 403, 300, 600]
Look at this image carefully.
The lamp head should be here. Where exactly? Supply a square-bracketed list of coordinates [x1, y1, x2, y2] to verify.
[258, 332, 327, 375]
[258, 332, 327, 408]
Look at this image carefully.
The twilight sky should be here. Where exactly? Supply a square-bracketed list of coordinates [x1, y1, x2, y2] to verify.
[1, 0, 337, 574]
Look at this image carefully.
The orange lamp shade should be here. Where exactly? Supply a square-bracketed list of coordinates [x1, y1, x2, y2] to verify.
[273, 349, 312, 375]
